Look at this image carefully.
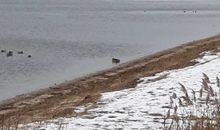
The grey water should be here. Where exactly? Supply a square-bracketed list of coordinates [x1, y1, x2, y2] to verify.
[0, 0, 220, 101]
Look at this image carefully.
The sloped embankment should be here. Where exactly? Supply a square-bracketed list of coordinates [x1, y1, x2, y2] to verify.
[1, 35, 220, 125]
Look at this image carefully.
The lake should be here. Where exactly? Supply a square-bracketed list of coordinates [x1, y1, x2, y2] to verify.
[0, 0, 220, 101]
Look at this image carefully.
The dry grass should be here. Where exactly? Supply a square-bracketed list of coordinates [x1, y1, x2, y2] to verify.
[163, 73, 220, 130]
[0, 35, 220, 127]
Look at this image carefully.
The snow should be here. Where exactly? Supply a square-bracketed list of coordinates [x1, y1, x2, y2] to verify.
[20, 52, 220, 130]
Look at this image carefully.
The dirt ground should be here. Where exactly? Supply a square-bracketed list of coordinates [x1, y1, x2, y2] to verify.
[1, 35, 220, 127]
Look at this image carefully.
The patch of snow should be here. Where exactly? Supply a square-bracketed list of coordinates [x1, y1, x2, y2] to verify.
[21, 52, 220, 129]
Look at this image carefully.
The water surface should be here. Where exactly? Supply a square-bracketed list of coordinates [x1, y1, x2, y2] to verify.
[0, 0, 220, 101]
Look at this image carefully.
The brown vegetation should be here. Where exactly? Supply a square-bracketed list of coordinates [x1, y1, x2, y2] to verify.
[164, 74, 220, 130]
[1, 35, 220, 128]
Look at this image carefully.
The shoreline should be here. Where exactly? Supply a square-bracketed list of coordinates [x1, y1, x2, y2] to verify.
[1, 35, 220, 125]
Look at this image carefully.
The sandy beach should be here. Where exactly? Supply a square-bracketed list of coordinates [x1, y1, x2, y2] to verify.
[1, 0, 220, 129]
[1, 35, 220, 128]
[24, 44, 220, 130]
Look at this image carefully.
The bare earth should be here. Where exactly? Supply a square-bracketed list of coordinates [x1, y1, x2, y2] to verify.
[1, 35, 220, 127]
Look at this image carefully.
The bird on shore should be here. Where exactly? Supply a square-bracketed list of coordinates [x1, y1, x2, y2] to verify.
[112, 58, 120, 64]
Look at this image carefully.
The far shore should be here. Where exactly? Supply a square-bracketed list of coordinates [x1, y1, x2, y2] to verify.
[1, 35, 220, 126]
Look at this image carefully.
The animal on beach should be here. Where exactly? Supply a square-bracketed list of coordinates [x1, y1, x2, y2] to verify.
[112, 58, 120, 64]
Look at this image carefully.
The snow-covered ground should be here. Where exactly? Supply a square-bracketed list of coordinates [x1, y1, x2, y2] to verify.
[20, 52, 220, 130]
[1, 0, 220, 101]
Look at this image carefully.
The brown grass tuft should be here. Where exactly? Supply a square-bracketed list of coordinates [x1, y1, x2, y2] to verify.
[164, 75, 220, 130]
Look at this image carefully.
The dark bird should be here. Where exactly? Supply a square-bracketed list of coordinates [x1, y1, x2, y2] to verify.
[1, 49, 6, 53]
[112, 58, 120, 64]
[17, 51, 24, 54]
[28, 55, 32, 58]
[7, 51, 13, 57]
